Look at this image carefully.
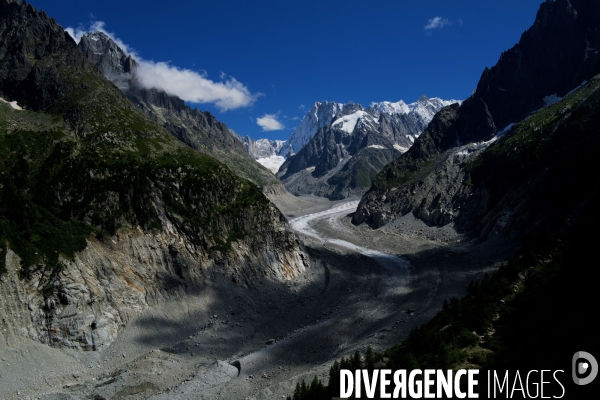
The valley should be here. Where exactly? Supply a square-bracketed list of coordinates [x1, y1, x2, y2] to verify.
[0, 195, 512, 399]
[2, 0, 600, 398]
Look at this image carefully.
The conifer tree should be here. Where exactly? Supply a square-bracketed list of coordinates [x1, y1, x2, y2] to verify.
[366, 346, 375, 371]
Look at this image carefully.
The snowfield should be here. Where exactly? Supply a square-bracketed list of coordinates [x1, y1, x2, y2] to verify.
[256, 155, 286, 173]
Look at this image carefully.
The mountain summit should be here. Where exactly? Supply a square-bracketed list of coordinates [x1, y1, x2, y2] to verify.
[78, 31, 137, 90]
[276, 96, 459, 199]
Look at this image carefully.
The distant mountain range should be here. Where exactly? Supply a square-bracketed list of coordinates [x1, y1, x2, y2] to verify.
[78, 31, 458, 199]
[270, 96, 459, 199]
[228, 130, 285, 173]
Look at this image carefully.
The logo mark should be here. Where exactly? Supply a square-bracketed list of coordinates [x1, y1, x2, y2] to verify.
[572, 351, 598, 385]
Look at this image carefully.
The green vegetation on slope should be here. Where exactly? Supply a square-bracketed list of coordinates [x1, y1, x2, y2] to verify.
[0, 101, 271, 276]
[0, 1, 276, 276]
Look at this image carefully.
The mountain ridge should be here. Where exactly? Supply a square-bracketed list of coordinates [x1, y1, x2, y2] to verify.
[353, 0, 600, 242]
[276, 96, 459, 199]
[77, 31, 286, 196]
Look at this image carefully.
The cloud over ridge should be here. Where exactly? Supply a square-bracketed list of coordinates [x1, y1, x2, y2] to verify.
[65, 21, 259, 111]
[257, 114, 284, 131]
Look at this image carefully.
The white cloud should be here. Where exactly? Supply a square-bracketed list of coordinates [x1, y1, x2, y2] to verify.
[424, 17, 450, 31]
[136, 63, 259, 111]
[64, 21, 259, 111]
[65, 25, 87, 44]
[298, 104, 305, 110]
[257, 114, 284, 131]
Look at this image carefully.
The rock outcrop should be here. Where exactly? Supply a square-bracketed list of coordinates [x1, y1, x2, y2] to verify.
[2, 207, 306, 350]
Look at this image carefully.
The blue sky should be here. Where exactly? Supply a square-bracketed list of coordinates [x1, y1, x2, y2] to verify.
[29, 0, 544, 141]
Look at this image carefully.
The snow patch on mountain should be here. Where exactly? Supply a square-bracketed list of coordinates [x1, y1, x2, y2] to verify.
[369, 96, 460, 122]
[257, 155, 286, 174]
[0, 96, 23, 110]
[237, 96, 459, 175]
[332, 110, 374, 134]
[279, 101, 356, 157]
[369, 100, 411, 115]
[393, 144, 410, 152]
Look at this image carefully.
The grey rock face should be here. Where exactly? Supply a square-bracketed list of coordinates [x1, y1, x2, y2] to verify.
[79, 32, 137, 90]
[1, 213, 307, 350]
[354, 141, 485, 228]
[0, 0, 96, 112]
[278, 101, 360, 158]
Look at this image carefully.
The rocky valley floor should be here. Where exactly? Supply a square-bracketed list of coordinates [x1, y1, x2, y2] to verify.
[0, 194, 515, 399]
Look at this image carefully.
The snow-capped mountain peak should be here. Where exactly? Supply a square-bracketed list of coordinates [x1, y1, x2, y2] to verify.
[368, 100, 411, 115]
[331, 110, 377, 135]
[278, 101, 357, 157]
[368, 95, 460, 119]
[229, 130, 286, 173]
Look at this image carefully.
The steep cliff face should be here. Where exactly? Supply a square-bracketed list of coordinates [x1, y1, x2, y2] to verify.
[0, 0, 307, 350]
[468, 0, 600, 138]
[78, 31, 137, 90]
[1, 205, 305, 351]
[78, 32, 286, 196]
[354, 0, 600, 239]
[0, 0, 97, 113]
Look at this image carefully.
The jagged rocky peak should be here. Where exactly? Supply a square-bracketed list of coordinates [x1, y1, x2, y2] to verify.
[0, 0, 96, 111]
[275, 94, 459, 199]
[278, 101, 358, 157]
[78, 31, 137, 90]
[230, 129, 285, 159]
